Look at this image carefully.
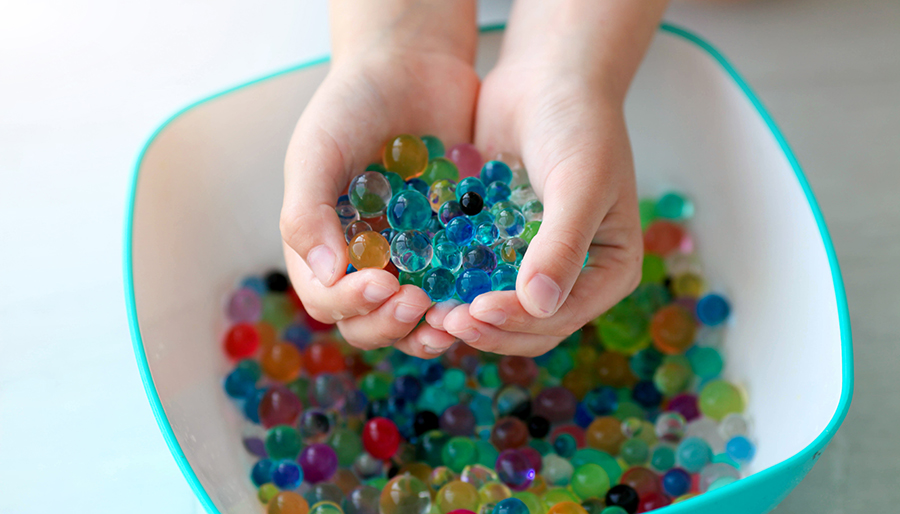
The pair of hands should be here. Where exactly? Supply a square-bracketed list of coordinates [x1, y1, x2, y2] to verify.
[280, 15, 644, 359]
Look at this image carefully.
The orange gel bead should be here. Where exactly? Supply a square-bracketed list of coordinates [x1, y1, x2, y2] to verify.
[261, 342, 303, 382]
[268, 492, 309, 514]
[650, 305, 697, 355]
[348, 231, 391, 270]
[586, 416, 627, 455]
[643, 220, 686, 256]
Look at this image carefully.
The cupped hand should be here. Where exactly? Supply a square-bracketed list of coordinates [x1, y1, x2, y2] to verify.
[433, 53, 644, 356]
[281, 44, 478, 358]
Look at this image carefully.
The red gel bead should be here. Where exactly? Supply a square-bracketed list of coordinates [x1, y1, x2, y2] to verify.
[443, 342, 479, 368]
[621, 466, 663, 498]
[305, 312, 335, 332]
[532, 386, 577, 423]
[448, 511, 477, 514]
[286, 287, 304, 312]
[362, 417, 401, 460]
[384, 261, 400, 279]
[223, 323, 259, 359]
[638, 492, 671, 513]
[644, 221, 686, 257]
[498, 356, 538, 387]
[304, 341, 347, 376]
[691, 472, 700, 493]
[258, 386, 304, 429]
[345, 353, 372, 378]
[490, 417, 529, 451]
[362, 214, 390, 233]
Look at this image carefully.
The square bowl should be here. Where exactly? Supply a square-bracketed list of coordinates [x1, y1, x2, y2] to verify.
[125, 24, 853, 514]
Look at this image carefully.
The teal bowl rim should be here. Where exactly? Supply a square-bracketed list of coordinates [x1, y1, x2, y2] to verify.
[123, 22, 854, 514]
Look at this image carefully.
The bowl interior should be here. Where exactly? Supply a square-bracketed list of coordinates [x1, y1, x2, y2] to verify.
[128, 28, 846, 514]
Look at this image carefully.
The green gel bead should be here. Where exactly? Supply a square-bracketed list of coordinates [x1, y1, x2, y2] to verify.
[265, 425, 302, 460]
[367, 163, 387, 172]
[613, 401, 644, 421]
[359, 371, 392, 400]
[545, 349, 574, 378]
[383, 171, 405, 195]
[477, 363, 501, 388]
[600, 507, 628, 514]
[328, 427, 364, 467]
[630, 283, 672, 316]
[698, 380, 745, 421]
[620, 438, 649, 465]
[571, 449, 622, 484]
[529, 439, 553, 456]
[422, 157, 459, 186]
[258, 483, 279, 504]
[543, 487, 578, 505]
[261, 293, 294, 331]
[653, 359, 692, 396]
[639, 198, 657, 230]
[400, 269, 430, 288]
[362, 346, 391, 365]
[570, 463, 610, 500]
[650, 444, 676, 472]
[286, 376, 310, 404]
[421, 135, 446, 159]
[442, 436, 478, 472]
[593, 299, 650, 355]
[655, 192, 694, 220]
[419, 386, 457, 414]
[237, 359, 263, 381]
[640, 254, 667, 284]
[443, 369, 466, 392]
[417, 430, 451, 467]
[475, 440, 500, 468]
[687, 347, 724, 380]
[521, 221, 541, 243]
[513, 492, 545, 514]
[367, 477, 388, 490]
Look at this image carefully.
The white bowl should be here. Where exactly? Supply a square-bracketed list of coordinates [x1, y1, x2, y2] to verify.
[125, 24, 853, 514]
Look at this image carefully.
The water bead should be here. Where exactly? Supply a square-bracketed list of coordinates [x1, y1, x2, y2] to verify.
[650, 304, 696, 355]
[521, 200, 543, 222]
[388, 190, 432, 231]
[481, 161, 513, 185]
[497, 238, 527, 266]
[363, 417, 401, 460]
[546, 502, 588, 514]
[725, 435, 756, 463]
[476, 222, 500, 246]
[471, 395, 496, 426]
[542, 453, 574, 486]
[383, 172, 406, 196]
[619, 438, 649, 466]
[348, 231, 391, 270]
[309, 501, 344, 514]
[649, 444, 676, 472]
[532, 387, 577, 423]
[687, 347, 723, 380]
[696, 293, 731, 326]
[708, 475, 738, 491]
[666, 393, 701, 422]
[353, 453, 385, 480]
[384, 134, 429, 180]
[268, 492, 310, 514]
[675, 436, 712, 473]
[429, 180, 458, 212]
[336, 196, 361, 230]
[433, 239, 463, 272]
[262, 343, 303, 382]
[439, 404, 477, 437]
[698, 462, 741, 492]
[459, 191, 484, 216]
[495, 450, 535, 491]
[457, 269, 492, 303]
[520, 221, 540, 244]
[586, 417, 626, 455]
[485, 181, 512, 206]
[439, 201, 465, 226]
[422, 268, 457, 302]
[258, 483, 280, 504]
[671, 272, 704, 298]
[224, 323, 260, 360]
[456, 177, 487, 202]
[491, 265, 518, 292]
[227, 287, 262, 324]
[462, 244, 498, 274]
[719, 413, 750, 440]
[349, 171, 393, 217]
[698, 380, 745, 421]
[423, 157, 460, 185]
[311, 373, 349, 409]
[436, 480, 480, 514]
[643, 221, 687, 257]
[447, 144, 484, 179]
[297, 443, 338, 483]
[631, 381, 662, 408]
[252, 458, 276, 487]
[654, 412, 687, 443]
[442, 437, 478, 473]
[305, 341, 346, 375]
[491, 417, 529, 451]
[584, 387, 618, 417]
[641, 254, 667, 285]
[273, 459, 304, 490]
[391, 230, 434, 273]
[345, 220, 373, 244]
[655, 192, 694, 221]
[380, 475, 432, 514]
[225, 366, 258, 398]
[495, 208, 526, 239]
[446, 216, 476, 246]
[421, 135, 445, 159]
[653, 359, 692, 397]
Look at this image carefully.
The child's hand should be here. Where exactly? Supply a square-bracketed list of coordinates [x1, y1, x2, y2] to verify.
[281, 1, 478, 357]
[429, 0, 667, 356]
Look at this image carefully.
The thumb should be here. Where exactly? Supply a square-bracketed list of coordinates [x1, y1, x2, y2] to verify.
[516, 147, 611, 318]
[280, 122, 351, 287]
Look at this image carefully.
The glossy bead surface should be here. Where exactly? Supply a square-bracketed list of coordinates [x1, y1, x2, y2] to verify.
[384, 134, 429, 180]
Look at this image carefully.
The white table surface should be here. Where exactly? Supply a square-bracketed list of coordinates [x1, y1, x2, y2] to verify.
[1, 0, 897, 512]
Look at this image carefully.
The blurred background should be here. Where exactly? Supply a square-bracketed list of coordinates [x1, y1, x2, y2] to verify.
[1, 0, 897, 512]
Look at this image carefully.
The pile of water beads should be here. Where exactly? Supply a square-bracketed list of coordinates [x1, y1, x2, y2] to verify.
[223, 169, 755, 514]
[340, 134, 547, 302]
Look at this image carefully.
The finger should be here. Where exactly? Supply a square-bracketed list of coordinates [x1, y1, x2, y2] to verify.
[393, 324, 459, 359]
[441, 304, 561, 357]
[284, 241, 400, 324]
[424, 299, 462, 330]
[334, 284, 432, 349]
[468, 233, 642, 335]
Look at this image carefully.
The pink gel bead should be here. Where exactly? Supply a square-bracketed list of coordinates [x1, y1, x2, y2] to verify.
[227, 287, 262, 323]
[447, 144, 483, 179]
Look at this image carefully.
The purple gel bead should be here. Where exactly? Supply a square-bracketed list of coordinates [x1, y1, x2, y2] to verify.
[227, 288, 262, 323]
[298, 443, 339, 484]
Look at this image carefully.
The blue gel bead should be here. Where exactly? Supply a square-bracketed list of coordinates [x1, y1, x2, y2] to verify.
[469, 210, 494, 226]
[457, 269, 492, 303]
[251, 458, 275, 486]
[470, 394, 495, 425]
[456, 177, 487, 201]
[383, 171, 405, 195]
[632, 380, 663, 408]
[481, 160, 513, 186]
[493, 497, 529, 514]
[422, 268, 457, 302]
[696, 293, 731, 326]
[445, 216, 476, 245]
[422, 361, 445, 383]
[240, 276, 266, 295]
[677, 437, 713, 473]
[391, 375, 423, 402]
[243, 387, 266, 423]
[423, 216, 443, 239]
[391, 230, 433, 272]
[584, 386, 618, 416]
[272, 459, 304, 490]
[406, 178, 430, 196]
[387, 190, 432, 230]
[725, 435, 756, 463]
[491, 264, 518, 291]
[224, 367, 257, 398]
[462, 244, 498, 274]
[432, 236, 462, 271]
[439, 200, 464, 226]
[662, 468, 691, 497]
[485, 181, 512, 206]
[346, 264, 357, 274]
[574, 402, 595, 428]
[381, 227, 400, 244]
[475, 222, 499, 245]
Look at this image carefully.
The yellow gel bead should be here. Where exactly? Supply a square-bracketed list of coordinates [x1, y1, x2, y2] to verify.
[399, 462, 434, 485]
[542, 489, 578, 509]
[436, 480, 479, 514]
[528, 475, 547, 496]
[546, 501, 588, 514]
[672, 272, 705, 297]
[513, 492, 545, 514]
[479, 482, 512, 505]
[586, 417, 626, 455]
[673, 493, 698, 503]
[348, 231, 391, 270]
[562, 369, 595, 401]
[384, 134, 429, 180]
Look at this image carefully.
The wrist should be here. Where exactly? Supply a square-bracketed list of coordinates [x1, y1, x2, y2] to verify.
[330, 0, 477, 65]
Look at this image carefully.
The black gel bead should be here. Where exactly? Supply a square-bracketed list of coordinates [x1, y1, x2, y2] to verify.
[459, 191, 484, 216]
[413, 410, 440, 436]
[605, 484, 640, 514]
[387, 463, 400, 479]
[264, 270, 290, 292]
[527, 416, 550, 438]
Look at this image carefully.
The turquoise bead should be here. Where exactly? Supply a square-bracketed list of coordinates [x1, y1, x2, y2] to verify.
[491, 264, 518, 291]
[422, 268, 456, 302]
[421, 135, 445, 158]
[456, 177, 487, 201]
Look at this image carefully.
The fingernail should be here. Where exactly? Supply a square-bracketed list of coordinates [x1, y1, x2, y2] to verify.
[473, 308, 507, 326]
[394, 302, 425, 324]
[363, 282, 394, 303]
[451, 328, 480, 343]
[307, 245, 336, 285]
[524, 273, 562, 315]
[422, 344, 446, 355]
